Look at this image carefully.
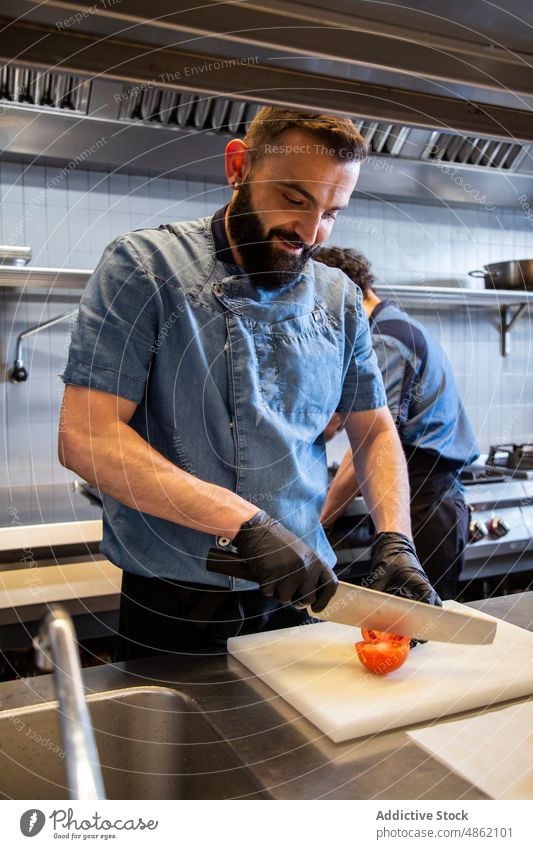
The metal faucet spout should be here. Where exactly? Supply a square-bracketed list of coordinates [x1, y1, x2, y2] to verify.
[33, 606, 106, 800]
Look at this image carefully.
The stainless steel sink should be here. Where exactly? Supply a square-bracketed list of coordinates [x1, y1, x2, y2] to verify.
[0, 686, 266, 799]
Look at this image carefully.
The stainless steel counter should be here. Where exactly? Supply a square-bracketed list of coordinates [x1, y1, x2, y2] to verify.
[0, 483, 101, 528]
[0, 483, 102, 557]
[0, 483, 116, 649]
[0, 593, 531, 800]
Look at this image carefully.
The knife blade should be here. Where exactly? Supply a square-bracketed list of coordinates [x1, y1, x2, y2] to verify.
[313, 581, 496, 644]
[206, 547, 497, 645]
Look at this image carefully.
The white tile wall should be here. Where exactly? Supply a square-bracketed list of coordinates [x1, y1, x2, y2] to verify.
[1, 160, 532, 484]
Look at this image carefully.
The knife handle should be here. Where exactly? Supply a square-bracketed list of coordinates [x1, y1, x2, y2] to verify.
[206, 547, 251, 581]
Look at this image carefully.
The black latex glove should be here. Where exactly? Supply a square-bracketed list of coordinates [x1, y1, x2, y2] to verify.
[369, 532, 442, 647]
[233, 510, 338, 613]
[369, 532, 442, 606]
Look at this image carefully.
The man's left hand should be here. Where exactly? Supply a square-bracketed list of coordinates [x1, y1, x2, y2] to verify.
[368, 531, 442, 607]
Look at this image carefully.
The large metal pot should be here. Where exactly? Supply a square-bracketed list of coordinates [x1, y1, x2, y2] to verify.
[469, 259, 533, 290]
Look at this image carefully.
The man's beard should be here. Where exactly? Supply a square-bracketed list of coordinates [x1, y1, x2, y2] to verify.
[227, 181, 317, 290]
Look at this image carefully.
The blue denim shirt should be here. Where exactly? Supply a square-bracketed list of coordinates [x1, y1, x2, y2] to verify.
[62, 210, 386, 587]
[370, 300, 479, 467]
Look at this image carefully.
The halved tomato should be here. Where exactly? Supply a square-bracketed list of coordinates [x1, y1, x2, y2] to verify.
[360, 628, 410, 647]
[355, 629, 411, 675]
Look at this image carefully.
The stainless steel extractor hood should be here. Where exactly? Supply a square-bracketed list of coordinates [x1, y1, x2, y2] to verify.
[0, 0, 532, 208]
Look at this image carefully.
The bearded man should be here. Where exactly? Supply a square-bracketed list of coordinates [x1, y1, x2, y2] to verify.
[59, 107, 439, 661]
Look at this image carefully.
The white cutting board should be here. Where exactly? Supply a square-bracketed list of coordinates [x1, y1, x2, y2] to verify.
[227, 603, 533, 743]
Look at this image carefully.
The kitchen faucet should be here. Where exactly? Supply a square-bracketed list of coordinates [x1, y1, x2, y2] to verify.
[9, 307, 79, 383]
[33, 606, 106, 799]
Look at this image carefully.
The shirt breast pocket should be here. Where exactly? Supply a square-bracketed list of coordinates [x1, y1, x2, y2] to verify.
[253, 308, 342, 435]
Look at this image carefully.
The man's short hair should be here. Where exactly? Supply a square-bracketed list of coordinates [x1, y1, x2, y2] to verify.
[314, 246, 375, 296]
[243, 107, 369, 165]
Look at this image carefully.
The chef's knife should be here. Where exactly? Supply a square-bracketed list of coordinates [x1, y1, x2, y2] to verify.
[206, 548, 496, 645]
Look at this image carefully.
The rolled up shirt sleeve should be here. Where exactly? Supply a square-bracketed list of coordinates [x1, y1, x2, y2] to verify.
[61, 236, 159, 404]
[336, 287, 387, 414]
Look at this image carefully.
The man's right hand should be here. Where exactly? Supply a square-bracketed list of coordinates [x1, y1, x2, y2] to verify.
[233, 511, 338, 613]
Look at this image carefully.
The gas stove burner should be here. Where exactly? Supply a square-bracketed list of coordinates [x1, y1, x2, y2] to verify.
[487, 443, 533, 472]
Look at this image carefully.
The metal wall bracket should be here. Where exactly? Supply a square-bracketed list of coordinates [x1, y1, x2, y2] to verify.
[500, 304, 526, 357]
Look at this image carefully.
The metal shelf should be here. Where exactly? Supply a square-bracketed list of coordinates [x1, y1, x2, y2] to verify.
[2, 270, 531, 356]
[375, 283, 533, 308]
[0, 266, 91, 290]
[3, 269, 533, 303]
[375, 284, 533, 356]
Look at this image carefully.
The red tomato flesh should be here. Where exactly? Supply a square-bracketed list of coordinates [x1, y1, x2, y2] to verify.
[355, 629, 411, 675]
[360, 628, 410, 647]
